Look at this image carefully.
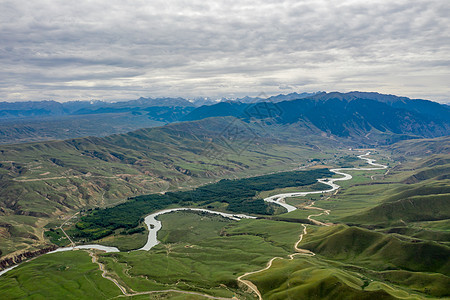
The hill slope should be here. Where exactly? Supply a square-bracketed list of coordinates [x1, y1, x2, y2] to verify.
[0, 116, 332, 257]
[184, 92, 450, 145]
[0, 98, 195, 144]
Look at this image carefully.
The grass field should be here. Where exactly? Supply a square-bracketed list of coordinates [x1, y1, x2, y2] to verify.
[94, 228, 148, 252]
[157, 211, 234, 244]
[95, 216, 304, 298]
[0, 212, 305, 299]
[0, 250, 121, 299]
[1, 146, 448, 299]
[245, 254, 442, 299]
[0, 116, 340, 257]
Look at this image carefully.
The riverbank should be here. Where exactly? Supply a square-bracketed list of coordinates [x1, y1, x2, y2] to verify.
[0, 152, 386, 280]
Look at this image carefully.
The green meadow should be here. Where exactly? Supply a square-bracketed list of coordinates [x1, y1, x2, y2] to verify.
[0, 116, 339, 256]
[0, 213, 305, 299]
[95, 216, 303, 298]
[0, 251, 121, 299]
[1, 144, 448, 299]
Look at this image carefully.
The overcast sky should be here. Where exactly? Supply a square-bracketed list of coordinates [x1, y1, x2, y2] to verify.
[1, 0, 449, 102]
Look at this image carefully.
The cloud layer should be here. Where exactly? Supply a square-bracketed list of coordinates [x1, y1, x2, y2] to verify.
[1, 0, 449, 102]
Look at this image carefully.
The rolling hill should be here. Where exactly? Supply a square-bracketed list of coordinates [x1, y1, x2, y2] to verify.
[245, 149, 450, 299]
[0, 92, 448, 299]
[3, 91, 448, 145]
[0, 97, 196, 144]
[343, 151, 450, 228]
[183, 92, 450, 145]
[0, 116, 335, 257]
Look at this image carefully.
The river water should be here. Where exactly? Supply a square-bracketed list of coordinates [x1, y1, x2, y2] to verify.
[138, 208, 256, 251]
[264, 152, 387, 211]
[0, 152, 386, 277]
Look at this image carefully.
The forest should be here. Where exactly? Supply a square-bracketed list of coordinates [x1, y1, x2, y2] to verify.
[70, 168, 333, 240]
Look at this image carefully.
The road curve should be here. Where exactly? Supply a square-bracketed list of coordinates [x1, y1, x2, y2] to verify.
[238, 152, 388, 299]
[89, 251, 128, 294]
[1, 152, 387, 300]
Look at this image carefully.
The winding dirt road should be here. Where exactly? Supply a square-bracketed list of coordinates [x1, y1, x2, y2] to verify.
[89, 251, 128, 294]
[90, 251, 234, 299]
[1, 152, 387, 300]
[237, 152, 388, 299]
[74, 152, 388, 300]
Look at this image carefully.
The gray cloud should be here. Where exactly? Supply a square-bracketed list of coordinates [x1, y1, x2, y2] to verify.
[0, 0, 449, 102]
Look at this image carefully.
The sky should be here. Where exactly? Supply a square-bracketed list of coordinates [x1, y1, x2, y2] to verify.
[1, 0, 449, 103]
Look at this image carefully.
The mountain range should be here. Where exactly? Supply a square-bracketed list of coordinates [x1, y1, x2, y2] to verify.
[0, 97, 194, 119]
[1, 91, 449, 145]
[0, 91, 449, 299]
[4, 91, 446, 120]
[183, 92, 450, 144]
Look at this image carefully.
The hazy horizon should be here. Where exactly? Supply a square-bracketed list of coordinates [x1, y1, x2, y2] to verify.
[1, 0, 449, 103]
[1, 90, 448, 105]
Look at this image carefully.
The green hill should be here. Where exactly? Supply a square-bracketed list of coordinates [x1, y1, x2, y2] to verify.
[343, 154, 450, 226]
[0, 117, 325, 217]
[250, 147, 450, 299]
[347, 193, 450, 225]
[184, 92, 450, 145]
[302, 225, 450, 275]
[0, 117, 334, 257]
[388, 136, 450, 159]
[246, 258, 398, 300]
[403, 165, 450, 183]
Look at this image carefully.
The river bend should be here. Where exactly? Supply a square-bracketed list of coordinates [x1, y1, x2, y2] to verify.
[0, 152, 386, 277]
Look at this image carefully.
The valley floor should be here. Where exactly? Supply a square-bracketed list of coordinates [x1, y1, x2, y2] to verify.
[0, 149, 449, 299]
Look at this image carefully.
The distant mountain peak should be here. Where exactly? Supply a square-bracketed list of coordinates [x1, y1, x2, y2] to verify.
[309, 91, 413, 104]
[183, 91, 450, 144]
[233, 91, 321, 104]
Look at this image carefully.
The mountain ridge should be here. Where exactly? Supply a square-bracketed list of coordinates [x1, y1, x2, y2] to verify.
[183, 92, 450, 144]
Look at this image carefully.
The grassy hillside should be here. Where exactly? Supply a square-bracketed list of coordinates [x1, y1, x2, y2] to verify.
[0, 250, 121, 299]
[0, 116, 321, 217]
[0, 112, 165, 144]
[246, 251, 449, 299]
[403, 165, 450, 183]
[0, 116, 339, 257]
[245, 145, 450, 299]
[342, 153, 450, 227]
[1, 137, 448, 299]
[246, 258, 399, 300]
[347, 193, 450, 225]
[387, 136, 450, 159]
[302, 225, 450, 275]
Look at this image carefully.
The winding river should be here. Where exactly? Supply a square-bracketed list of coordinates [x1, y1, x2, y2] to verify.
[138, 208, 256, 251]
[264, 152, 387, 212]
[0, 152, 386, 278]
